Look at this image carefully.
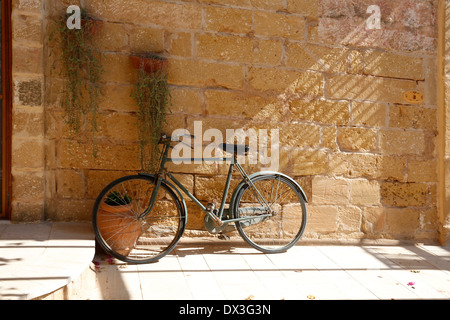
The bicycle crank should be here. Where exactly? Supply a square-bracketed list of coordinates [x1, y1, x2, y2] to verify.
[204, 208, 235, 234]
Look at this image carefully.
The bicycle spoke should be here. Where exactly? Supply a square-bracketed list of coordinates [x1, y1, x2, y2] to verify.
[93, 175, 185, 264]
[234, 174, 307, 253]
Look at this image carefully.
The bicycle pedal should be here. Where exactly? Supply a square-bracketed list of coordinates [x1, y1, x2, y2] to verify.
[217, 233, 230, 240]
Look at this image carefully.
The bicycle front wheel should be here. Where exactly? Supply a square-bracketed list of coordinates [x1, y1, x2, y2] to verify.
[92, 174, 186, 264]
[233, 174, 307, 253]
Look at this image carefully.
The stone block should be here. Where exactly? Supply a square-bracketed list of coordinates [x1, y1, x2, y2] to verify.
[205, 90, 279, 119]
[289, 99, 349, 125]
[386, 208, 420, 236]
[322, 126, 338, 151]
[129, 27, 164, 53]
[197, 33, 282, 65]
[86, 170, 137, 199]
[45, 0, 80, 16]
[362, 207, 386, 234]
[101, 53, 136, 84]
[16, 79, 42, 106]
[284, 123, 320, 148]
[291, 149, 328, 176]
[329, 153, 406, 181]
[254, 11, 306, 40]
[166, 32, 192, 57]
[337, 127, 377, 152]
[407, 160, 437, 183]
[11, 201, 44, 222]
[50, 199, 94, 221]
[248, 67, 323, 96]
[97, 113, 138, 142]
[59, 140, 140, 171]
[163, 114, 187, 138]
[168, 59, 244, 89]
[204, 6, 252, 34]
[55, 170, 85, 199]
[379, 130, 425, 155]
[338, 206, 362, 232]
[100, 84, 137, 113]
[13, 0, 43, 12]
[286, 0, 318, 18]
[171, 87, 203, 115]
[92, 22, 128, 52]
[306, 205, 338, 233]
[171, 174, 194, 195]
[250, 0, 285, 11]
[307, 22, 319, 42]
[12, 139, 45, 169]
[185, 116, 246, 138]
[389, 105, 437, 131]
[13, 13, 43, 43]
[13, 109, 44, 137]
[329, 152, 377, 178]
[351, 102, 386, 128]
[12, 171, 45, 201]
[185, 201, 206, 230]
[194, 175, 240, 202]
[13, 45, 43, 74]
[86, 0, 201, 29]
[326, 74, 422, 104]
[286, 43, 351, 73]
[166, 161, 218, 176]
[364, 50, 424, 80]
[375, 156, 407, 181]
[381, 182, 428, 207]
[349, 50, 364, 74]
[44, 109, 73, 140]
[312, 176, 349, 205]
[296, 175, 313, 201]
[350, 179, 380, 206]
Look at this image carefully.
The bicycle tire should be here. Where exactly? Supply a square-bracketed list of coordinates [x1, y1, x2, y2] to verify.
[92, 174, 186, 264]
[232, 174, 307, 253]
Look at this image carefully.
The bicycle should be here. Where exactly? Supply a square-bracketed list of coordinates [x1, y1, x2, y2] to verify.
[92, 134, 308, 264]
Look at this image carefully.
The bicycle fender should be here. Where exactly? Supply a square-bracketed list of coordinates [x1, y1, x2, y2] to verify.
[229, 171, 309, 213]
[138, 173, 188, 220]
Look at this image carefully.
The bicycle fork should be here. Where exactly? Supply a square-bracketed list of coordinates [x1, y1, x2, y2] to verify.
[138, 144, 170, 220]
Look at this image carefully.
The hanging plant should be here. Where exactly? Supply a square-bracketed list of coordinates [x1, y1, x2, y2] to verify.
[130, 54, 171, 172]
[49, 9, 104, 153]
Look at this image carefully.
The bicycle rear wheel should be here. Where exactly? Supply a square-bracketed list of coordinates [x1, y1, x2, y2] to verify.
[92, 174, 186, 264]
[233, 174, 307, 253]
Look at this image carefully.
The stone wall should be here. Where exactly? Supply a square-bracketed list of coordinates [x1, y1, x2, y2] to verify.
[11, 0, 46, 221]
[9, 0, 447, 243]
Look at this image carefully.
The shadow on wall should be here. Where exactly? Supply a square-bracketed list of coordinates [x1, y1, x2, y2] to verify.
[226, 1, 439, 242]
[44, 0, 440, 242]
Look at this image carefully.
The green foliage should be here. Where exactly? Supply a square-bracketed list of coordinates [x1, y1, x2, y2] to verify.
[105, 191, 132, 206]
[132, 66, 171, 173]
[49, 9, 104, 151]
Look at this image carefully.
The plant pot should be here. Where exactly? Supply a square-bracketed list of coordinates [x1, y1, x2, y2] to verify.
[81, 18, 103, 37]
[97, 202, 141, 256]
[130, 54, 168, 75]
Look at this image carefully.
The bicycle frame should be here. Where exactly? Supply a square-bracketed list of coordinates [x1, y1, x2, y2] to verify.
[139, 140, 273, 225]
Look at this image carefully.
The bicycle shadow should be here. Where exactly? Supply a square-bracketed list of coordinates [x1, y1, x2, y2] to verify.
[173, 237, 271, 257]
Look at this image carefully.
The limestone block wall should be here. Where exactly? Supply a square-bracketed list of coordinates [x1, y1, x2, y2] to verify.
[11, 0, 46, 221]
[9, 0, 444, 243]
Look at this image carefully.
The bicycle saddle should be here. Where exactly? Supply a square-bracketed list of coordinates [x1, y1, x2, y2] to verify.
[219, 143, 250, 155]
